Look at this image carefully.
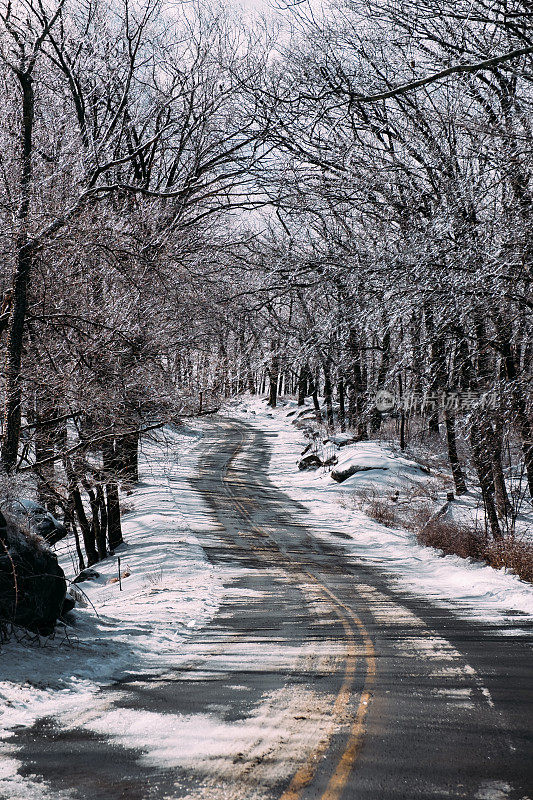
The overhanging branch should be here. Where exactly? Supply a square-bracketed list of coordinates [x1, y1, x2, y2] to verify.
[349, 46, 533, 103]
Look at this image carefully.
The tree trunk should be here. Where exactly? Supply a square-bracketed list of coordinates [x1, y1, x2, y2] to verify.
[493, 312, 533, 502]
[64, 495, 85, 572]
[424, 305, 446, 435]
[398, 373, 406, 451]
[490, 418, 512, 520]
[2, 253, 33, 471]
[338, 375, 346, 432]
[71, 487, 99, 566]
[470, 419, 502, 540]
[323, 360, 334, 428]
[1, 72, 35, 471]
[370, 330, 391, 434]
[444, 410, 467, 495]
[106, 482, 123, 551]
[410, 312, 423, 394]
[34, 398, 58, 510]
[102, 440, 123, 551]
[297, 365, 308, 406]
[96, 483, 108, 544]
[346, 328, 367, 437]
[117, 429, 139, 484]
[268, 351, 280, 408]
[246, 358, 255, 395]
[88, 487, 107, 561]
[308, 369, 322, 422]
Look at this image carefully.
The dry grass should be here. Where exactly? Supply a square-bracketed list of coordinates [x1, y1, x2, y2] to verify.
[417, 517, 533, 583]
[418, 518, 487, 560]
[404, 503, 435, 532]
[347, 482, 438, 531]
[346, 485, 533, 583]
[344, 488, 398, 527]
[485, 539, 533, 583]
[366, 497, 397, 527]
[147, 567, 164, 586]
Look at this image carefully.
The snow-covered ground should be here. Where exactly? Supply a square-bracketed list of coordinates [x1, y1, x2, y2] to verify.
[0, 423, 223, 800]
[227, 394, 533, 629]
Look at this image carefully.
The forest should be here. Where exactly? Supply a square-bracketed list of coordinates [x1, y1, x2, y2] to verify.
[0, 0, 531, 581]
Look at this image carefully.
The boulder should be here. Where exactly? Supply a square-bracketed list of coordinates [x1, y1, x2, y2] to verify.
[68, 586, 88, 608]
[61, 592, 76, 615]
[73, 567, 100, 584]
[298, 454, 322, 471]
[325, 434, 358, 448]
[331, 464, 383, 483]
[330, 444, 431, 485]
[4, 499, 68, 545]
[0, 511, 67, 635]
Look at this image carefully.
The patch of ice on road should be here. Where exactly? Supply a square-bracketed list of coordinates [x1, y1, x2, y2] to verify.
[353, 583, 426, 626]
[66, 681, 341, 800]
[432, 687, 475, 709]
[475, 781, 513, 800]
[0, 747, 73, 800]
[397, 635, 459, 662]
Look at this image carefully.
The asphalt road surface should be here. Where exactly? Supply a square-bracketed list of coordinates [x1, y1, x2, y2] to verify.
[7, 418, 533, 800]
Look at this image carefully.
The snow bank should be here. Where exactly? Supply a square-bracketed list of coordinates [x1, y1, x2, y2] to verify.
[0, 423, 223, 798]
[229, 395, 533, 629]
[330, 441, 431, 489]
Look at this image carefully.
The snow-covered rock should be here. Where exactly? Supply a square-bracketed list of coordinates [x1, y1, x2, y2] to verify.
[325, 433, 358, 448]
[298, 454, 322, 471]
[4, 499, 68, 545]
[330, 442, 430, 487]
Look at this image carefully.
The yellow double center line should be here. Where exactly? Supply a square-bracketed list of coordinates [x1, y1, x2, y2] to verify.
[218, 424, 376, 800]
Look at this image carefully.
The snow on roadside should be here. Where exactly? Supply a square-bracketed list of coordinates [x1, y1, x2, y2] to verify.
[229, 395, 533, 629]
[0, 422, 223, 799]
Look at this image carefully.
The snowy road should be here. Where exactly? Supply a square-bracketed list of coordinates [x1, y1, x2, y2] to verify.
[4, 418, 533, 800]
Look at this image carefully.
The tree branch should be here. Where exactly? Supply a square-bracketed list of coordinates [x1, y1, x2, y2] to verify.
[348, 46, 533, 103]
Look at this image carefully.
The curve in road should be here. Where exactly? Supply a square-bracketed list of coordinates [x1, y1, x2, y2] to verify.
[5, 418, 533, 800]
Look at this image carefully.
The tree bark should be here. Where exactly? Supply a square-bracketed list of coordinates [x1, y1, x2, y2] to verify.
[106, 482, 123, 551]
[65, 496, 85, 572]
[1, 250, 33, 470]
[444, 410, 467, 495]
[71, 487, 99, 565]
[96, 483, 108, 545]
[102, 440, 123, 551]
[87, 487, 107, 561]
[308, 369, 322, 422]
[346, 330, 367, 439]
[268, 351, 280, 408]
[493, 312, 533, 502]
[338, 375, 346, 432]
[323, 360, 334, 427]
[34, 397, 59, 510]
[470, 419, 502, 540]
[370, 330, 391, 434]
[398, 373, 406, 451]
[490, 417, 512, 520]
[424, 305, 446, 435]
[297, 364, 308, 406]
[116, 429, 139, 484]
[2, 72, 35, 471]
